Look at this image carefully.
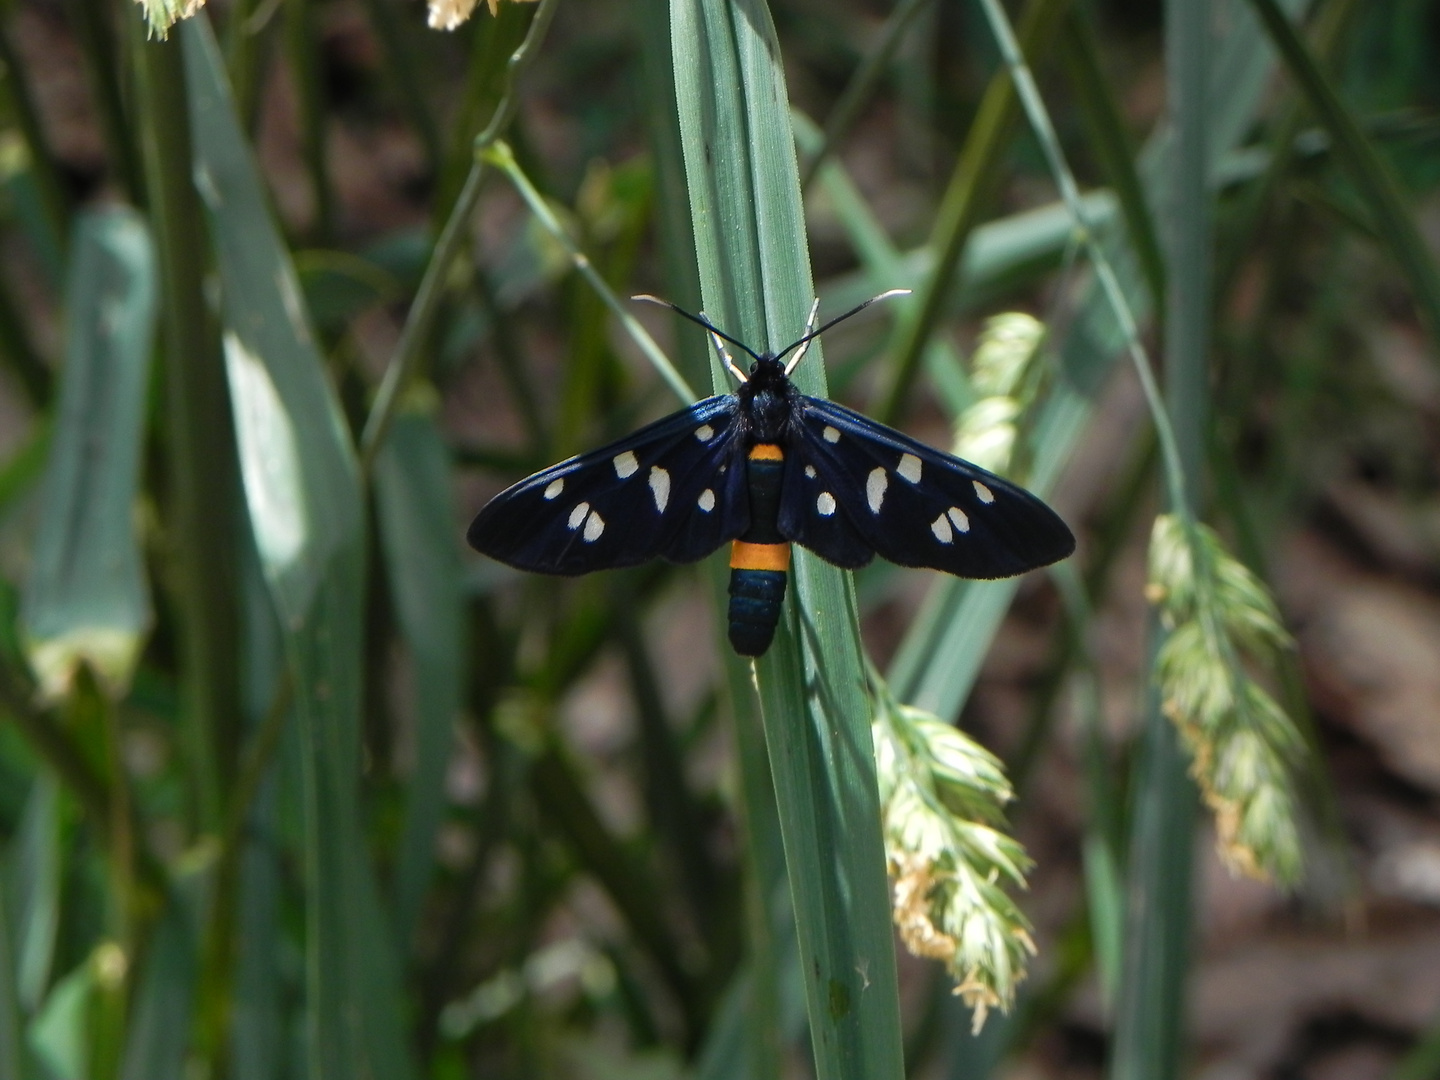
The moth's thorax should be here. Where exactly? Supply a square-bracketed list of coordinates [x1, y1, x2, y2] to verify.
[738, 354, 799, 444]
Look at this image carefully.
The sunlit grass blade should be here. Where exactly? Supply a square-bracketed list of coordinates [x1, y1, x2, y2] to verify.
[19, 208, 156, 702]
[671, 2, 904, 1078]
[373, 405, 466, 946]
[181, 19, 416, 1080]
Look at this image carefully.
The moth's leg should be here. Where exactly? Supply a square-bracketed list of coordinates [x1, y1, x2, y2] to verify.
[702, 311, 748, 383]
[783, 298, 823, 375]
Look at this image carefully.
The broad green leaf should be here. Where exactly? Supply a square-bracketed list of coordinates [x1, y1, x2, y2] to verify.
[19, 208, 156, 701]
[181, 20, 415, 1080]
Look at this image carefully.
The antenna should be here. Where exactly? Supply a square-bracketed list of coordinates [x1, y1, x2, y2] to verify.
[632, 289, 911, 382]
[777, 289, 911, 374]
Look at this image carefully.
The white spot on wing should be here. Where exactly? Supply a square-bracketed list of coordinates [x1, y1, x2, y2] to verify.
[543, 478, 564, 500]
[817, 492, 837, 516]
[948, 507, 970, 532]
[897, 454, 922, 483]
[568, 502, 590, 530]
[695, 424, 715, 443]
[649, 466, 670, 512]
[931, 513, 953, 543]
[866, 467, 887, 513]
[973, 480, 995, 503]
[822, 425, 841, 444]
[805, 465, 816, 479]
[583, 511, 605, 542]
[613, 451, 639, 479]
[698, 489, 716, 512]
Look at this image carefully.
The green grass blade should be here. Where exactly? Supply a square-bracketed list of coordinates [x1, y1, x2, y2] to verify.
[230, 541, 287, 1080]
[0, 26, 69, 282]
[893, 0, 1316, 722]
[0, 870, 26, 1080]
[1058, 4, 1165, 313]
[1109, 0, 1211, 1072]
[1110, 708, 1195, 1080]
[118, 898, 196, 1080]
[12, 774, 64, 1014]
[1245, 0, 1440, 354]
[373, 406, 466, 947]
[799, 0, 934, 191]
[19, 208, 157, 702]
[670, 3, 904, 1078]
[875, 0, 1069, 427]
[28, 959, 93, 1080]
[133, 19, 244, 837]
[284, 0, 334, 239]
[181, 20, 416, 1080]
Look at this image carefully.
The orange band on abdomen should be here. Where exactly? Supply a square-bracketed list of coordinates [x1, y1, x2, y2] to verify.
[730, 541, 792, 572]
[749, 443, 784, 461]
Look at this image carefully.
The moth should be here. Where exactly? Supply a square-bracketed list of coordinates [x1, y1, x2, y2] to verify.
[467, 293, 1075, 656]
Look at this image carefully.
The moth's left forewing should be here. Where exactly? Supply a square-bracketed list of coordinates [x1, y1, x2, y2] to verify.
[789, 398, 1074, 578]
[467, 396, 747, 575]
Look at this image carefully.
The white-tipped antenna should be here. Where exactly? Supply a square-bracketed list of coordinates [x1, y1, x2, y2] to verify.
[781, 298, 823, 375]
[776, 288, 912, 373]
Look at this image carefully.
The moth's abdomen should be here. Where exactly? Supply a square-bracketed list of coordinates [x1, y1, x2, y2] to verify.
[728, 445, 790, 656]
[727, 564, 787, 656]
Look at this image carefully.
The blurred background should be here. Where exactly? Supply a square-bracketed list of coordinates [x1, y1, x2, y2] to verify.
[0, 0, 1438, 1077]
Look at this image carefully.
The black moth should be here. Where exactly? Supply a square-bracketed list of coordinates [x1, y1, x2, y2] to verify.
[467, 292, 1075, 657]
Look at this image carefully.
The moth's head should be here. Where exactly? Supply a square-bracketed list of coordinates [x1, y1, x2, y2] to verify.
[748, 353, 784, 380]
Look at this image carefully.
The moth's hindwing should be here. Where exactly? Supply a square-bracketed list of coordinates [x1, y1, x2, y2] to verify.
[467, 396, 749, 576]
[782, 397, 1075, 578]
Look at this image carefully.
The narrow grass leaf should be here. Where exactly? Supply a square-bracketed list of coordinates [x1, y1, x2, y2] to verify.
[892, 0, 1315, 721]
[0, 876, 25, 1080]
[670, 3, 904, 1078]
[1245, 0, 1440, 355]
[819, 193, 1119, 329]
[19, 208, 156, 702]
[1110, 0, 1212, 1072]
[181, 20, 416, 1080]
[27, 960, 92, 1080]
[1058, 5, 1165, 312]
[119, 898, 196, 1080]
[12, 773, 63, 1013]
[230, 540, 287, 1080]
[374, 406, 465, 946]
